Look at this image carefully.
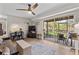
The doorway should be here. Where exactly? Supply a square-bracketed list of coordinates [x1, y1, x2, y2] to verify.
[0, 23, 3, 36]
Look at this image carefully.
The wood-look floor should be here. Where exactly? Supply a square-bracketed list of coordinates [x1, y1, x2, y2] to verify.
[24, 38, 75, 55]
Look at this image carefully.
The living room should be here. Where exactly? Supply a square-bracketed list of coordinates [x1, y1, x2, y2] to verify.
[0, 3, 79, 55]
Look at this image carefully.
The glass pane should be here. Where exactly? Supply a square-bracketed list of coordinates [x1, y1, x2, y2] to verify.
[48, 22, 54, 35]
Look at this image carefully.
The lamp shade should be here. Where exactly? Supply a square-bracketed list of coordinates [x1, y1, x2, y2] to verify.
[74, 23, 79, 34]
[74, 23, 79, 29]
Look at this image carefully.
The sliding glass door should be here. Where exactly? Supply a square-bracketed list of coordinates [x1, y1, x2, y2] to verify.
[43, 17, 74, 39]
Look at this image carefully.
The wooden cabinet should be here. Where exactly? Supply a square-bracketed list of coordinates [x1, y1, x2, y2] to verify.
[27, 26, 36, 38]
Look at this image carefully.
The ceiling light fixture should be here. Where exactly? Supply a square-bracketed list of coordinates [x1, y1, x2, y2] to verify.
[28, 11, 32, 14]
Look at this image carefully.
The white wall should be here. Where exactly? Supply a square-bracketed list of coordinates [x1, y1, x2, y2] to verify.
[36, 20, 44, 39]
[0, 4, 3, 14]
[36, 21, 43, 34]
[6, 15, 29, 38]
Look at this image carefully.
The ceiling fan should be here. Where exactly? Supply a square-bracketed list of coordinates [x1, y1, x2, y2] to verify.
[16, 3, 38, 15]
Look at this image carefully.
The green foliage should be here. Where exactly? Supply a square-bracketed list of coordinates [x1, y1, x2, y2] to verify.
[47, 22, 67, 38]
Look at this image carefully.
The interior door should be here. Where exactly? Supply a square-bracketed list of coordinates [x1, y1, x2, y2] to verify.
[0, 23, 3, 36]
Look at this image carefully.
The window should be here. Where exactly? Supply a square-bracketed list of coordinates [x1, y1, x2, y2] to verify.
[43, 15, 74, 38]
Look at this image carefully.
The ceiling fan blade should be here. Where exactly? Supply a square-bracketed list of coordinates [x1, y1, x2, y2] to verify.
[31, 11, 35, 15]
[16, 9, 28, 11]
[32, 3, 38, 10]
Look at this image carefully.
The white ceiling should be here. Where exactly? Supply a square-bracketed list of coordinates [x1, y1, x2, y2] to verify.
[1, 3, 79, 21]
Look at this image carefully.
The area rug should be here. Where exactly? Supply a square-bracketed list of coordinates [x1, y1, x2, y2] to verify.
[31, 44, 56, 55]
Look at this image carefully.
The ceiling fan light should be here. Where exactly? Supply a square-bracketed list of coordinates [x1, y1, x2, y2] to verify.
[28, 11, 32, 14]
